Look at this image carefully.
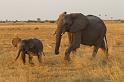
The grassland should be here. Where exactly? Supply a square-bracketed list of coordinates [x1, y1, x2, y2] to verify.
[0, 22, 123, 82]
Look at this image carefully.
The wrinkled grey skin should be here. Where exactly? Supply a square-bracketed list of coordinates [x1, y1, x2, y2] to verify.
[55, 13, 108, 61]
[15, 38, 44, 64]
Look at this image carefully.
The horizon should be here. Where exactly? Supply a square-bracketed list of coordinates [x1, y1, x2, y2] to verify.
[0, 0, 123, 21]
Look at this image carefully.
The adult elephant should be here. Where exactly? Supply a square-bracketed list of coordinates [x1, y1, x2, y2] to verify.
[55, 12, 108, 61]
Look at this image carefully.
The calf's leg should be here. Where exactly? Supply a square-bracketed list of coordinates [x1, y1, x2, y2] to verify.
[28, 54, 34, 64]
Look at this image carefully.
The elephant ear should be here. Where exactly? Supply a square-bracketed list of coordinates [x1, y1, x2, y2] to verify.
[56, 12, 67, 27]
[69, 13, 89, 32]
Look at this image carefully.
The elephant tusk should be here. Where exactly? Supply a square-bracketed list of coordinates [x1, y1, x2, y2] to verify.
[61, 32, 65, 36]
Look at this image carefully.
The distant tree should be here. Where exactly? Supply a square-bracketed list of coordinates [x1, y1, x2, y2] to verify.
[27, 20, 36, 23]
[44, 20, 48, 22]
[49, 20, 55, 23]
[6, 19, 8, 22]
[37, 18, 41, 22]
[105, 14, 107, 17]
[110, 17, 114, 20]
[99, 14, 101, 16]
[104, 14, 108, 20]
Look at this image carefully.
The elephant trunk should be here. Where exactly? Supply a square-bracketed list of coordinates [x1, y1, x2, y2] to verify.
[15, 49, 21, 61]
[55, 28, 64, 55]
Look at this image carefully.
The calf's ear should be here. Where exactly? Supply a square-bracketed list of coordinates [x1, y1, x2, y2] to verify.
[12, 37, 22, 47]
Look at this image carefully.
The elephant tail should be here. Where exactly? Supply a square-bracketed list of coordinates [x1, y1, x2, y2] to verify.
[104, 35, 108, 52]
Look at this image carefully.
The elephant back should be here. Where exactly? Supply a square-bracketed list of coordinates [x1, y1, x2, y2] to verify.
[87, 15, 104, 24]
[69, 13, 89, 32]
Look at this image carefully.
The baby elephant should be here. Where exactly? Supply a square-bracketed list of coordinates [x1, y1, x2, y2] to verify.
[12, 37, 44, 65]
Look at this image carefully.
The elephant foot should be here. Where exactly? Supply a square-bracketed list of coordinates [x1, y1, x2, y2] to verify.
[23, 63, 26, 65]
[30, 64, 35, 67]
[105, 53, 110, 59]
[72, 51, 76, 55]
[92, 53, 97, 58]
[22, 61, 26, 65]
[38, 60, 43, 65]
[55, 51, 59, 55]
[39, 63, 44, 66]
[90, 56, 96, 61]
[29, 62, 34, 65]
[72, 49, 76, 53]
[64, 55, 71, 61]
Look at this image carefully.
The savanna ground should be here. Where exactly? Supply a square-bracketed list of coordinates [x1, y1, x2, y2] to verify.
[0, 22, 124, 82]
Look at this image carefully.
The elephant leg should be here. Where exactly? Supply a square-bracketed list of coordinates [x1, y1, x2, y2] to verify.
[29, 54, 34, 64]
[64, 32, 81, 61]
[67, 32, 76, 54]
[21, 52, 26, 64]
[100, 41, 109, 58]
[71, 33, 77, 54]
[92, 46, 99, 57]
[67, 32, 72, 44]
[92, 36, 104, 57]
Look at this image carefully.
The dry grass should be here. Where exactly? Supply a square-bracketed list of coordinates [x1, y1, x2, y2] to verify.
[0, 22, 124, 82]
